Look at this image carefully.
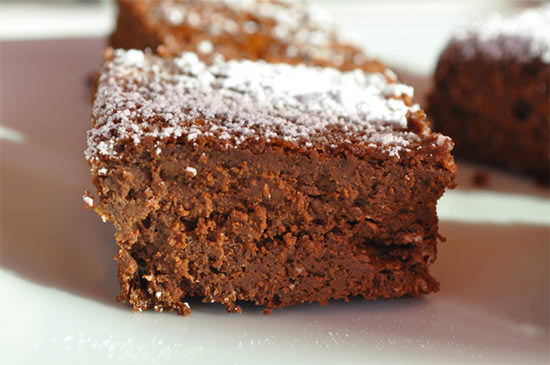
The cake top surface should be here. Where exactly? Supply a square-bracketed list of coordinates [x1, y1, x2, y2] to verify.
[144, 0, 360, 64]
[452, 5, 550, 63]
[85, 49, 437, 161]
[154, 0, 331, 31]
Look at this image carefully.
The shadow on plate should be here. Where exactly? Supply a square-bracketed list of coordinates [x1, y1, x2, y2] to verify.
[452, 161, 549, 198]
[0, 37, 121, 308]
[1, 157, 121, 308]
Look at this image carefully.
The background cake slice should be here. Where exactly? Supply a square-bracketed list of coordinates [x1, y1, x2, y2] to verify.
[428, 5, 550, 183]
[109, 0, 385, 72]
[85, 49, 456, 315]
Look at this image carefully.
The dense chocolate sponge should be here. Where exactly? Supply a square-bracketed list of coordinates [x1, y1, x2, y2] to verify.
[85, 49, 456, 315]
[428, 5, 550, 183]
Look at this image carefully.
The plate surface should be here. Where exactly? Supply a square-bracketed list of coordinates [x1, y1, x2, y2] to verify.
[1, 38, 548, 365]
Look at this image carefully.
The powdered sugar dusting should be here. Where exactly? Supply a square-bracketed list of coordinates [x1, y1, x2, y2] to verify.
[197, 40, 213, 54]
[453, 5, 550, 63]
[185, 166, 197, 176]
[153, 0, 354, 63]
[85, 50, 421, 161]
[83, 195, 94, 208]
[120, 49, 146, 67]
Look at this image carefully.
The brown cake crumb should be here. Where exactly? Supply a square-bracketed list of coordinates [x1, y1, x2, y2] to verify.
[85, 49, 456, 315]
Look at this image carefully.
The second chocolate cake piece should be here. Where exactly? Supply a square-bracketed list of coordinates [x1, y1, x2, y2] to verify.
[85, 49, 456, 315]
[110, 0, 385, 72]
[428, 6, 550, 182]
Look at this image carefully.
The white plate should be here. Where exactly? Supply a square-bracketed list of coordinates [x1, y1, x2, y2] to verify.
[1, 35, 548, 364]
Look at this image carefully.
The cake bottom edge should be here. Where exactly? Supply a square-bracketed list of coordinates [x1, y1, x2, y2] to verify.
[115, 247, 439, 316]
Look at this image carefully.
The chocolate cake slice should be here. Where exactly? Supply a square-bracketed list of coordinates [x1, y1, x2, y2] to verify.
[85, 49, 456, 315]
[428, 5, 550, 183]
[109, 0, 385, 72]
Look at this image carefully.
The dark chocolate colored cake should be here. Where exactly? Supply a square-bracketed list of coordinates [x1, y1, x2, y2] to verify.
[428, 6, 550, 182]
[85, 49, 456, 315]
